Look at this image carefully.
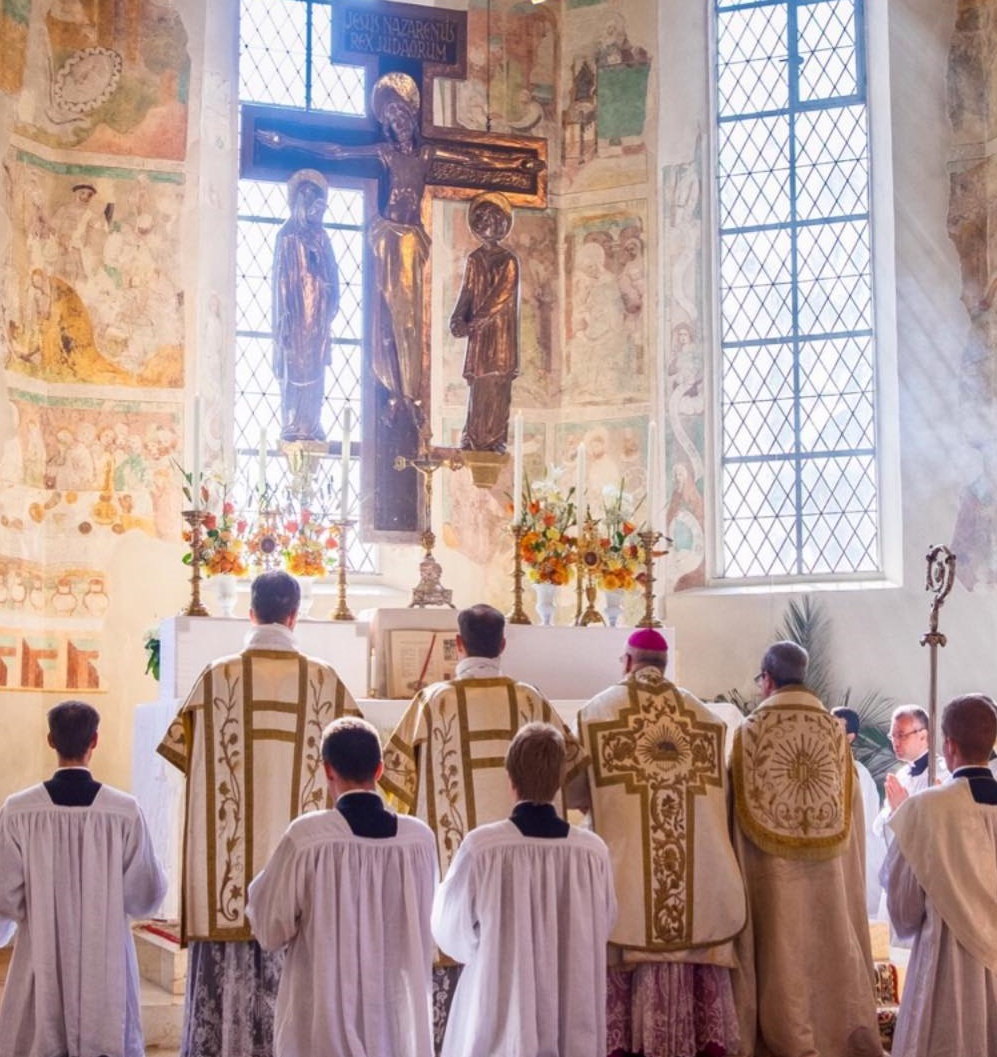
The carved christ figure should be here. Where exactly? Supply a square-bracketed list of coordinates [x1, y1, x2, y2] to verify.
[257, 71, 543, 438]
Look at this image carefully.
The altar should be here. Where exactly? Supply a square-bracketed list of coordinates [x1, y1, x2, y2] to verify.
[134, 611, 742, 920]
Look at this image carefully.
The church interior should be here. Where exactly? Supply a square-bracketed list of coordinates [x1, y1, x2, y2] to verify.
[0, 0, 992, 1050]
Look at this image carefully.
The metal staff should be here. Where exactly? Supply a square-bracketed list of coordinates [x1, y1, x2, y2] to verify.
[920, 544, 956, 786]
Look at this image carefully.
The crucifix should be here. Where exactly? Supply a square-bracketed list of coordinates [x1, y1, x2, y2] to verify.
[587, 682, 724, 947]
[241, 0, 548, 541]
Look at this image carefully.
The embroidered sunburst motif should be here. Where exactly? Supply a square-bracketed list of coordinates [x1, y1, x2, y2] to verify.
[769, 731, 838, 805]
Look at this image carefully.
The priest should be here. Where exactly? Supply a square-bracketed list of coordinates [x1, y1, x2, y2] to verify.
[247, 717, 436, 1057]
[884, 693, 997, 1057]
[731, 641, 882, 1057]
[0, 700, 166, 1057]
[432, 723, 616, 1057]
[380, 602, 588, 1047]
[158, 570, 362, 1057]
[575, 628, 745, 1057]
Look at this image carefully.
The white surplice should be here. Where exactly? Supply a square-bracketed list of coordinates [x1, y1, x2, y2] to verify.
[855, 757, 886, 917]
[247, 809, 437, 1057]
[0, 784, 166, 1057]
[884, 776, 997, 1057]
[432, 819, 616, 1057]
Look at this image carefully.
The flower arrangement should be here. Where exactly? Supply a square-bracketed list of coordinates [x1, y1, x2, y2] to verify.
[596, 482, 643, 592]
[200, 500, 250, 577]
[282, 509, 338, 578]
[518, 479, 577, 585]
[143, 626, 160, 681]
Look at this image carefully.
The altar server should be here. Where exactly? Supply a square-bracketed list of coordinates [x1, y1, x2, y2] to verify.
[884, 693, 997, 1057]
[158, 570, 362, 1057]
[576, 628, 745, 1057]
[731, 641, 882, 1057]
[432, 723, 615, 1057]
[380, 602, 587, 1043]
[0, 700, 166, 1057]
[247, 717, 436, 1057]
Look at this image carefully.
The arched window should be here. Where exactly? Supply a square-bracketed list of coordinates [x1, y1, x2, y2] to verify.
[715, 0, 880, 580]
[237, 0, 375, 569]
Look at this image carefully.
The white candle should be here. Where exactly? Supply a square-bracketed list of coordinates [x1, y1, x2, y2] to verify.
[646, 420, 657, 526]
[512, 412, 524, 523]
[576, 441, 587, 523]
[191, 396, 202, 511]
[340, 404, 353, 521]
[258, 427, 267, 499]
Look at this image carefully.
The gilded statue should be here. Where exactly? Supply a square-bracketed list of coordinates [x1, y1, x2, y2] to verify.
[449, 192, 520, 452]
[271, 169, 340, 442]
[257, 72, 543, 441]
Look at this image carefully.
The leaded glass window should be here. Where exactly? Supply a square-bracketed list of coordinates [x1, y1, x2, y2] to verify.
[237, 0, 375, 570]
[715, 0, 879, 579]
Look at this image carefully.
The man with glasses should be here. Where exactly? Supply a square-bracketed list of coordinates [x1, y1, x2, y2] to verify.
[875, 706, 950, 835]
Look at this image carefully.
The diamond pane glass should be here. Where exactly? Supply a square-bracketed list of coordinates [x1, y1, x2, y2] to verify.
[716, 0, 878, 578]
[237, 0, 375, 571]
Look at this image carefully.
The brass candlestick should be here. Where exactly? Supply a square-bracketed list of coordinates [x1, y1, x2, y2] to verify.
[181, 508, 209, 617]
[635, 528, 666, 628]
[331, 519, 355, 621]
[507, 521, 531, 625]
[575, 513, 605, 627]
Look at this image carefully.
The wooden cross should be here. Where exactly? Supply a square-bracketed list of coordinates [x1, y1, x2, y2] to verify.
[241, 0, 547, 539]
[587, 679, 724, 948]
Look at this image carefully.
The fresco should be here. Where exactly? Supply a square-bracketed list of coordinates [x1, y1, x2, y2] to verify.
[662, 143, 706, 591]
[0, 389, 183, 546]
[561, 202, 649, 407]
[559, 0, 653, 191]
[0, 628, 102, 692]
[3, 148, 185, 388]
[2, 0, 191, 160]
[947, 8, 997, 591]
[553, 414, 648, 514]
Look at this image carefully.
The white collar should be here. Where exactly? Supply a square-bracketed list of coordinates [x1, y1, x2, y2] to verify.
[244, 623, 297, 651]
[455, 656, 502, 679]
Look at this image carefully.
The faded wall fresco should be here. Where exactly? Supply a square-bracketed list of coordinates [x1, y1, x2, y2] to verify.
[562, 201, 649, 405]
[0, 0, 193, 709]
[3, 149, 185, 387]
[662, 142, 707, 590]
[948, 0, 997, 589]
[2, 0, 190, 159]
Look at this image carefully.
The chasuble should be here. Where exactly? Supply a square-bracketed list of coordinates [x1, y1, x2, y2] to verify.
[0, 784, 166, 1057]
[577, 668, 745, 961]
[885, 773, 997, 1057]
[157, 624, 360, 942]
[730, 687, 882, 1057]
[380, 674, 587, 877]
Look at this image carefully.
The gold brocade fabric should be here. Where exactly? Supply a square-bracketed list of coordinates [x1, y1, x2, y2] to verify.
[157, 646, 360, 943]
[579, 670, 745, 956]
[731, 688, 852, 862]
[380, 677, 587, 878]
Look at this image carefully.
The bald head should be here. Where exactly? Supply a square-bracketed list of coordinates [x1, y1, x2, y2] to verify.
[941, 694, 997, 769]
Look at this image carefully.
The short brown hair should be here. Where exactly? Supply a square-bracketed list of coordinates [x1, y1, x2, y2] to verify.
[48, 700, 99, 760]
[941, 694, 997, 764]
[321, 717, 382, 782]
[505, 723, 565, 803]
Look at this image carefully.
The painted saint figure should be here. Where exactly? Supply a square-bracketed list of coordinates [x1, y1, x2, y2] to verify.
[257, 71, 542, 440]
[450, 192, 520, 452]
[272, 169, 340, 442]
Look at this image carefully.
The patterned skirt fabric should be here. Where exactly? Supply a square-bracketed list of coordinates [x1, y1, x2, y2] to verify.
[606, 962, 740, 1057]
[432, 964, 463, 1055]
[179, 939, 285, 1057]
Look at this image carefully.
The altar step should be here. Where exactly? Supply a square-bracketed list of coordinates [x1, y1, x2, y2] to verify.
[134, 921, 186, 1054]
